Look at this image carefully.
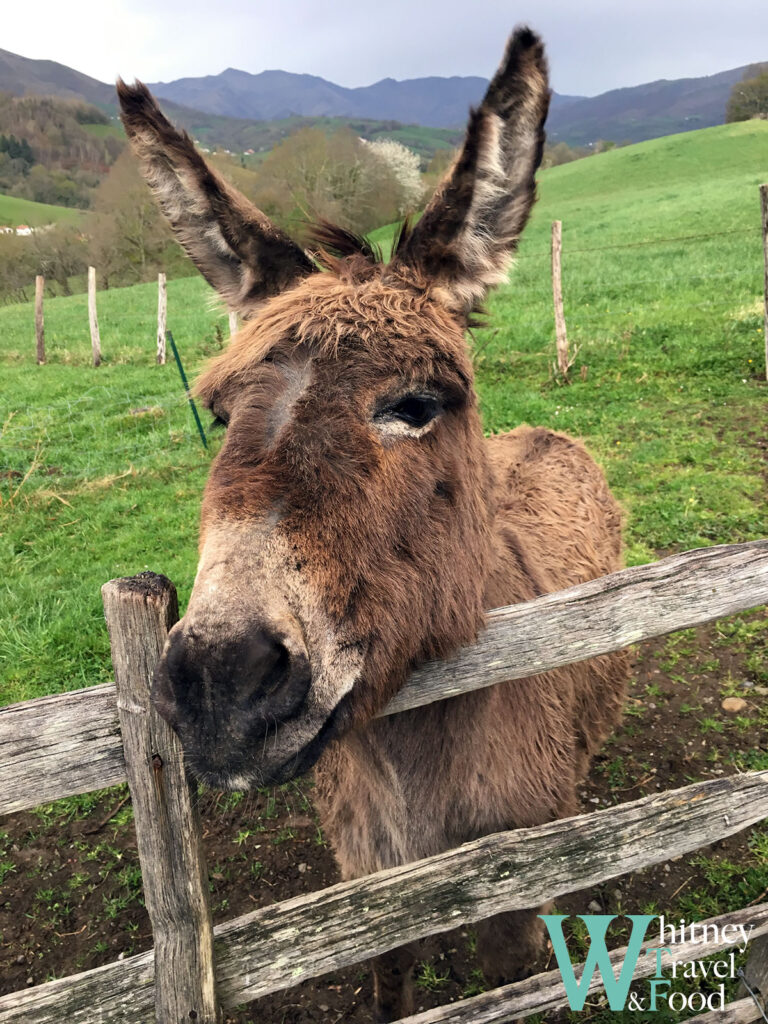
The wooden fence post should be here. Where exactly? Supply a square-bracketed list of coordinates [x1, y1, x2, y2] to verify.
[87, 266, 101, 368]
[156, 273, 167, 365]
[102, 573, 222, 1024]
[760, 183, 767, 383]
[228, 310, 238, 337]
[741, 933, 768, 1015]
[551, 220, 571, 380]
[34, 275, 45, 365]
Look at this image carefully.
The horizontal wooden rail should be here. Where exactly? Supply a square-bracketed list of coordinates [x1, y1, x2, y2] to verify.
[684, 998, 763, 1024]
[384, 538, 768, 714]
[2, 539, 767, 816]
[0, 684, 125, 815]
[1, 771, 766, 1022]
[394, 903, 768, 1024]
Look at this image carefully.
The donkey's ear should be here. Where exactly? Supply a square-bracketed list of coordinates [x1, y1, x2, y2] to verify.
[389, 27, 549, 317]
[116, 80, 314, 313]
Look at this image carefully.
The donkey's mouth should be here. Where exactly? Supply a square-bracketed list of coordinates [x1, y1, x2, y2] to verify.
[179, 689, 354, 792]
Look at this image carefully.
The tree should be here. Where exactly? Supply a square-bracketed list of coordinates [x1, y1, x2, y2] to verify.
[542, 142, 587, 168]
[87, 150, 180, 287]
[361, 139, 423, 215]
[248, 127, 404, 240]
[726, 65, 768, 122]
[30, 226, 87, 295]
[0, 232, 36, 302]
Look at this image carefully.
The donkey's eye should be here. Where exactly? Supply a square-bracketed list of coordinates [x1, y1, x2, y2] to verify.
[378, 394, 441, 430]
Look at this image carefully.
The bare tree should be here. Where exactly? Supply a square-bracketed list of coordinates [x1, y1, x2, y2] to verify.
[726, 65, 768, 122]
[87, 150, 176, 286]
[249, 127, 403, 239]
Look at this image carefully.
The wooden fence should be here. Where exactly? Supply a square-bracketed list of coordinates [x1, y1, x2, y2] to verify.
[26, 185, 768, 379]
[1, 540, 768, 1021]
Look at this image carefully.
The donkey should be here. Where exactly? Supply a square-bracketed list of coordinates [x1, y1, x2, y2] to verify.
[118, 27, 627, 1021]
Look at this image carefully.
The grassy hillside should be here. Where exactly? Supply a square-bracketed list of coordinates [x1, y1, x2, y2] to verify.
[0, 120, 766, 705]
[0, 192, 84, 226]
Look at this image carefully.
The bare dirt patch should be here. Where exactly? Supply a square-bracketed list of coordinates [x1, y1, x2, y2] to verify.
[1, 616, 767, 1021]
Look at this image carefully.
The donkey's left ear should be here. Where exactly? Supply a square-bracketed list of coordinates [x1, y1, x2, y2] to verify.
[388, 27, 550, 318]
[116, 80, 314, 314]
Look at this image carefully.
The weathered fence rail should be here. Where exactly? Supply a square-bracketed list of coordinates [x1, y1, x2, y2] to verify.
[3, 538, 768, 816]
[2, 774, 767, 1022]
[393, 904, 768, 1024]
[1, 539, 767, 1022]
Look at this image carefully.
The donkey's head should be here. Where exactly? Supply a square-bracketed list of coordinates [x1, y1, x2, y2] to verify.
[118, 28, 549, 789]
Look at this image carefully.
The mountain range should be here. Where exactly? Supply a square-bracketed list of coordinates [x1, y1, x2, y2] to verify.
[0, 46, 759, 148]
[147, 67, 583, 128]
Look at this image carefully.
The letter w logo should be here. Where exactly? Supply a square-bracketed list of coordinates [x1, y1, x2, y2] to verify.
[539, 914, 654, 1011]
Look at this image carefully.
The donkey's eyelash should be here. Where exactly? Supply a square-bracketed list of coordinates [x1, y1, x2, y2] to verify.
[374, 392, 443, 430]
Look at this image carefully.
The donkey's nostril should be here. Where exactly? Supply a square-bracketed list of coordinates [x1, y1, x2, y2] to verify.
[255, 636, 312, 721]
[155, 623, 312, 737]
[237, 630, 311, 719]
[214, 626, 313, 724]
[261, 642, 291, 697]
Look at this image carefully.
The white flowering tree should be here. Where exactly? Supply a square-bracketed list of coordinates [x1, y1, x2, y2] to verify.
[362, 139, 424, 216]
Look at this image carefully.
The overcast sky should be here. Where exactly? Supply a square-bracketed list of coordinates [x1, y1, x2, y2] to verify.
[4, 0, 768, 96]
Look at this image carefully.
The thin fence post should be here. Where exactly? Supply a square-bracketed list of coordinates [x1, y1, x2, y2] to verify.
[157, 272, 167, 365]
[228, 310, 238, 337]
[760, 183, 768, 383]
[88, 266, 101, 367]
[34, 275, 45, 365]
[551, 220, 571, 380]
[102, 573, 222, 1024]
[167, 330, 208, 450]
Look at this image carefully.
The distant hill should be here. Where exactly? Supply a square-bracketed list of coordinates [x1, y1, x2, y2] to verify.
[0, 93, 123, 209]
[0, 47, 113, 106]
[167, 112, 462, 161]
[0, 45, 764, 147]
[146, 64, 764, 142]
[0, 48, 461, 161]
[545, 66, 755, 145]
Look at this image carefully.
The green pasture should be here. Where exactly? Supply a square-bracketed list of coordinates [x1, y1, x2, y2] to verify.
[1, 119, 767, 704]
[0, 192, 84, 228]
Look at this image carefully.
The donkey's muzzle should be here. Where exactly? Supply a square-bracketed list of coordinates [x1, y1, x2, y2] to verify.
[152, 622, 313, 751]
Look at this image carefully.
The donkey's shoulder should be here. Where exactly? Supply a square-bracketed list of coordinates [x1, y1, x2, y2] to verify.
[485, 424, 611, 491]
[484, 425, 623, 593]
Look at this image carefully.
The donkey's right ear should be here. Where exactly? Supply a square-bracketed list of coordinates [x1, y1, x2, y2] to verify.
[387, 28, 549, 319]
[116, 80, 314, 313]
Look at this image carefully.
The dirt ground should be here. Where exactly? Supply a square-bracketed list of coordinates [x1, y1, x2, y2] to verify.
[1, 616, 767, 1021]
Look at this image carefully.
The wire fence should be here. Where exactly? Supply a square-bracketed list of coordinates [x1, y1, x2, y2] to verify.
[1, 214, 766, 497]
[515, 224, 761, 259]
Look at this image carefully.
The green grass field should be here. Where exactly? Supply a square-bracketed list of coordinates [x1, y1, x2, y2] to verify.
[1, 119, 766, 706]
[0, 193, 85, 227]
[81, 121, 124, 142]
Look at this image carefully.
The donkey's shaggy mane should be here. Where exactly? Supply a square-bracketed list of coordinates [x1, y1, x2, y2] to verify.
[193, 270, 471, 406]
[307, 216, 416, 268]
[309, 219, 383, 264]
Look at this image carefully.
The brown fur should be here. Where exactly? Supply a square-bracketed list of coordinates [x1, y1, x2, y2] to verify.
[119, 28, 628, 1021]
